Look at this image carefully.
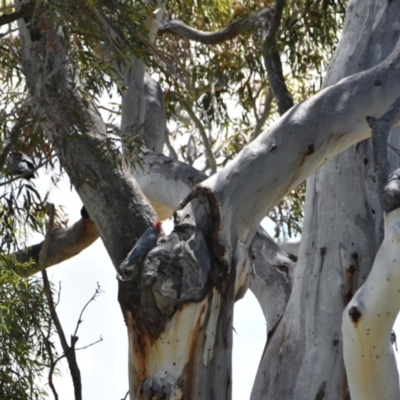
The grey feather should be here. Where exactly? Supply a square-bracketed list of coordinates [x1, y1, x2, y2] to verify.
[7, 152, 36, 180]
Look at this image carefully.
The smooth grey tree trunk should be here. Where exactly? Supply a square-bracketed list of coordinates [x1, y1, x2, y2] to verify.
[251, 1, 400, 398]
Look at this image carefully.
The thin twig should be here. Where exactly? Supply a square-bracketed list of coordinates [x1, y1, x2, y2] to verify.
[40, 328, 59, 400]
[55, 281, 62, 307]
[73, 283, 103, 339]
[252, 88, 273, 140]
[39, 203, 56, 268]
[39, 204, 60, 400]
[75, 336, 103, 351]
[165, 128, 178, 160]
[42, 270, 83, 400]
[122, 390, 130, 400]
[40, 203, 83, 400]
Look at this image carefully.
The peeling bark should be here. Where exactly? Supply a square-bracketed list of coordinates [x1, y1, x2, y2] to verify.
[119, 188, 236, 399]
[130, 151, 294, 331]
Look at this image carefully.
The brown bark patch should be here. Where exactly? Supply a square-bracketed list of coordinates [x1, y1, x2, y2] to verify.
[306, 144, 315, 155]
[185, 303, 207, 397]
[315, 380, 327, 400]
[341, 252, 359, 306]
[348, 306, 362, 324]
[127, 312, 150, 393]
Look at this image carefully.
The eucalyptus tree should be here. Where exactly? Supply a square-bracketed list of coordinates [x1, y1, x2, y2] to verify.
[2, 0, 400, 400]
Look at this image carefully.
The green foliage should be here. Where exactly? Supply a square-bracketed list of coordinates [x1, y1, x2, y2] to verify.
[0, 1, 347, 240]
[157, 0, 346, 235]
[269, 182, 306, 238]
[0, 265, 53, 400]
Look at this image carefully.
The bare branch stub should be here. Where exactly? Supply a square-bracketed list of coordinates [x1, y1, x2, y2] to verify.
[73, 283, 103, 339]
[367, 96, 400, 214]
[0, 2, 35, 28]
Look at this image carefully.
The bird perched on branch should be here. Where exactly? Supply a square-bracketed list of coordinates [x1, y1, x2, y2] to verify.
[7, 152, 36, 180]
[120, 220, 162, 274]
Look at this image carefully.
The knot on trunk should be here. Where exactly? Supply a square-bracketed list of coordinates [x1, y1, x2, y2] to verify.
[138, 373, 183, 400]
[383, 168, 400, 213]
[119, 192, 222, 338]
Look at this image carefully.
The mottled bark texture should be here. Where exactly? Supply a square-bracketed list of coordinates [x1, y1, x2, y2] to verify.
[342, 170, 400, 400]
[129, 150, 295, 333]
[17, 6, 157, 269]
[109, 24, 400, 395]
[251, 2, 400, 399]
[119, 187, 237, 399]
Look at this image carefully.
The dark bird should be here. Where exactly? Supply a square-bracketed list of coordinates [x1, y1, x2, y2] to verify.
[391, 330, 398, 352]
[120, 220, 162, 272]
[7, 152, 36, 180]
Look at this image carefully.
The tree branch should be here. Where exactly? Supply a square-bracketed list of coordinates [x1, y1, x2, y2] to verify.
[182, 102, 217, 174]
[343, 169, 400, 400]
[201, 38, 400, 251]
[42, 270, 82, 400]
[262, 0, 294, 115]
[158, 8, 273, 45]
[0, 2, 34, 29]
[249, 227, 295, 333]
[252, 88, 273, 140]
[10, 207, 99, 277]
[72, 283, 103, 339]
[40, 204, 82, 400]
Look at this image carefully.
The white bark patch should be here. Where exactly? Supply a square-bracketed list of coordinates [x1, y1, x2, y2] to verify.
[275, 238, 301, 258]
[233, 240, 252, 301]
[343, 208, 400, 400]
[139, 299, 209, 379]
[132, 166, 192, 217]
